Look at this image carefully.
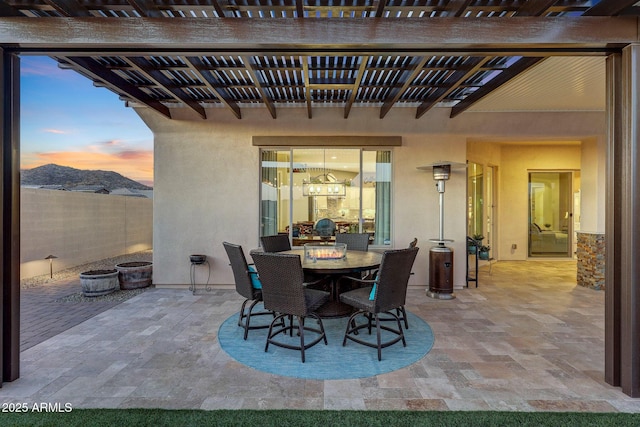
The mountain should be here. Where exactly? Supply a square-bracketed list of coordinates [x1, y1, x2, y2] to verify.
[21, 164, 152, 191]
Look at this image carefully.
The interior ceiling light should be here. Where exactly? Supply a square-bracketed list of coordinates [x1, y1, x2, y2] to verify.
[302, 151, 347, 197]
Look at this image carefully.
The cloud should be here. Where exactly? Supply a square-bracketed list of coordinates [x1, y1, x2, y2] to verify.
[21, 56, 86, 83]
[43, 128, 70, 135]
[87, 139, 125, 153]
[101, 139, 122, 146]
[115, 150, 151, 160]
[21, 59, 62, 77]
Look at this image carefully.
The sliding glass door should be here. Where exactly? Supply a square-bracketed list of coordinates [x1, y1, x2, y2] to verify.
[467, 162, 496, 257]
[528, 171, 573, 257]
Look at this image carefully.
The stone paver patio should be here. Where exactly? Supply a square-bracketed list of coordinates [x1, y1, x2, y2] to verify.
[2, 260, 640, 412]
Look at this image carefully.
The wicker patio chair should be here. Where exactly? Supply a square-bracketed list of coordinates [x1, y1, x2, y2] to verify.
[314, 218, 336, 242]
[223, 242, 276, 340]
[260, 234, 291, 252]
[335, 232, 370, 252]
[338, 247, 419, 361]
[251, 252, 331, 363]
[335, 232, 372, 282]
[361, 238, 418, 328]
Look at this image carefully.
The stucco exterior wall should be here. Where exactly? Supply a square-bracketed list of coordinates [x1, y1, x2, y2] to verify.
[137, 106, 605, 290]
[20, 188, 153, 279]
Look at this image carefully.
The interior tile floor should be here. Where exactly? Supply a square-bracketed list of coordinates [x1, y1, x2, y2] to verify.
[2, 260, 639, 412]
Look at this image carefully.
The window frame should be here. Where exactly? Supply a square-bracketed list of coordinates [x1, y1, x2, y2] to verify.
[259, 147, 393, 248]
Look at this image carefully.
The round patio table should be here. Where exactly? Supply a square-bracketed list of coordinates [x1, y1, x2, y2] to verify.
[283, 248, 382, 318]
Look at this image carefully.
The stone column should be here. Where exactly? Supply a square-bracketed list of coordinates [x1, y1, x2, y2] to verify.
[576, 232, 605, 290]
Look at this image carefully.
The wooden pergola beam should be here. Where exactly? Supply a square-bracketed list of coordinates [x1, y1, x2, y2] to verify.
[450, 57, 545, 118]
[126, 0, 164, 18]
[60, 56, 172, 118]
[241, 55, 277, 119]
[124, 56, 207, 119]
[183, 56, 242, 119]
[302, 56, 312, 119]
[344, 56, 368, 119]
[513, 0, 557, 17]
[379, 57, 428, 119]
[584, 0, 639, 16]
[416, 56, 490, 119]
[0, 1, 23, 17]
[0, 17, 636, 51]
[42, 0, 91, 17]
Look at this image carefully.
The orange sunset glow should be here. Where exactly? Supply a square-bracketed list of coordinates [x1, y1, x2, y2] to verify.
[22, 150, 154, 187]
[21, 56, 154, 187]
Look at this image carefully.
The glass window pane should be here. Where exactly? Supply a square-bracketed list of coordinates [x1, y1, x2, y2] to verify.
[528, 171, 572, 257]
[292, 149, 359, 242]
[260, 150, 290, 237]
[261, 148, 391, 247]
[467, 162, 484, 239]
[365, 150, 392, 246]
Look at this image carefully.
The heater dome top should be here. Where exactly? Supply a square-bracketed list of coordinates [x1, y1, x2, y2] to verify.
[416, 161, 466, 171]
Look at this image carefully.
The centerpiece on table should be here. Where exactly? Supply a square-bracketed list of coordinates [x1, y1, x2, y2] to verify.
[303, 243, 347, 261]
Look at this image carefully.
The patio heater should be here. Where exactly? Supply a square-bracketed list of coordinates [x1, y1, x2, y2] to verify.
[417, 162, 465, 300]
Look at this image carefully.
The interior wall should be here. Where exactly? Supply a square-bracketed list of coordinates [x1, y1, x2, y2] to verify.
[580, 136, 606, 233]
[499, 144, 582, 260]
[137, 106, 604, 289]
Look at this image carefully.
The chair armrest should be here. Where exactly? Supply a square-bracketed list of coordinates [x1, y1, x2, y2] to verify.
[362, 269, 378, 281]
[337, 275, 376, 288]
[303, 275, 332, 288]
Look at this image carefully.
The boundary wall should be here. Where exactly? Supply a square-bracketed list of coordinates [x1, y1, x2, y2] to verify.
[20, 188, 153, 279]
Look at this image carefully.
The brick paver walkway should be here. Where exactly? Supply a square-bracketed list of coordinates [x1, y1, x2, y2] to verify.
[20, 278, 123, 350]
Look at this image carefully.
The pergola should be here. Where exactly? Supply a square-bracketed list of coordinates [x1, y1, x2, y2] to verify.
[0, 0, 639, 397]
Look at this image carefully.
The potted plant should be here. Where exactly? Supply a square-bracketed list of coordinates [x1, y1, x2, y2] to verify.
[115, 261, 153, 290]
[467, 236, 478, 254]
[478, 244, 491, 260]
[80, 269, 119, 297]
[468, 234, 484, 254]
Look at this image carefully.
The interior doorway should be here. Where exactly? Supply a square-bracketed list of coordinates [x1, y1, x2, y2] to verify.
[528, 171, 577, 257]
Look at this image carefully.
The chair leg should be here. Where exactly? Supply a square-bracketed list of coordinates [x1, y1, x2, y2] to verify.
[396, 313, 407, 347]
[238, 299, 250, 327]
[243, 299, 261, 340]
[298, 316, 305, 363]
[398, 306, 409, 329]
[375, 314, 382, 361]
[343, 311, 360, 346]
[343, 310, 406, 361]
[238, 298, 277, 340]
[310, 313, 328, 345]
[265, 313, 286, 353]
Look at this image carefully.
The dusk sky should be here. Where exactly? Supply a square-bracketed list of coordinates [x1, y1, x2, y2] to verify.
[20, 56, 154, 186]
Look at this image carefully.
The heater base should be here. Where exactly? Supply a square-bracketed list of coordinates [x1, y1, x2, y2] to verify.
[428, 245, 455, 300]
[426, 290, 456, 300]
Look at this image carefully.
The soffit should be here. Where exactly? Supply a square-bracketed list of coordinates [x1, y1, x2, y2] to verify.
[470, 56, 605, 112]
[0, 0, 635, 120]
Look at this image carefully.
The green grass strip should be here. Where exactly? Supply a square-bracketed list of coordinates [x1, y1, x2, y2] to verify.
[1, 409, 640, 427]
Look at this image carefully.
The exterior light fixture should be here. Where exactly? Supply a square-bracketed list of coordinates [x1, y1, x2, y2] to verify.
[44, 254, 58, 279]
